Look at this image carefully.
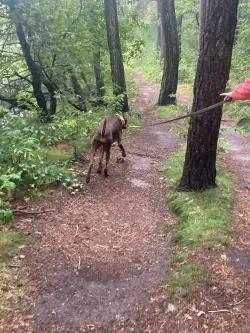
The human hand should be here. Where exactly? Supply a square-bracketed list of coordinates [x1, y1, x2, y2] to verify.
[220, 92, 235, 103]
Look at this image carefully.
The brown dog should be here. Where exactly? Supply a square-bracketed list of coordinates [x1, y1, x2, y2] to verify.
[86, 114, 126, 183]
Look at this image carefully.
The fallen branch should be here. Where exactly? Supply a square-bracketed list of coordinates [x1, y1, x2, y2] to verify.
[13, 209, 55, 215]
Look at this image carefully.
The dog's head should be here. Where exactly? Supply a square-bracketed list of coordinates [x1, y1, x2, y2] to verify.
[116, 113, 127, 129]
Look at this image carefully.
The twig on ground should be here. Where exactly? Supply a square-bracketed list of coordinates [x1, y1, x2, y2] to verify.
[208, 309, 231, 313]
[73, 225, 79, 243]
[229, 299, 244, 307]
[8, 264, 21, 268]
[13, 209, 55, 215]
[78, 255, 81, 270]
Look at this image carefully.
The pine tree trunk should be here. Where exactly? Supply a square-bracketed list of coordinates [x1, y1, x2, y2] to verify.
[198, 0, 208, 51]
[104, 0, 129, 113]
[179, 0, 239, 190]
[93, 52, 105, 102]
[156, 0, 162, 50]
[177, 15, 183, 59]
[71, 74, 87, 112]
[158, 0, 179, 106]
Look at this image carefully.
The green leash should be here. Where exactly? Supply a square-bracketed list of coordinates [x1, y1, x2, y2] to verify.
[129, 100, 228, 128]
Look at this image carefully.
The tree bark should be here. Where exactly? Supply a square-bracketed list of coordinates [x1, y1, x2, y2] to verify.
[198, 0, 208, 51]
[156, 0, 162, 50]
[93, 52, 105, 102]
[104, 0, 129, 113]
[158, 0, 179, 106]
[179, 0, 239, 190]
[71, 74, 87, 112]
[177, 15, 183, 59]
[15, 21, 47, 113]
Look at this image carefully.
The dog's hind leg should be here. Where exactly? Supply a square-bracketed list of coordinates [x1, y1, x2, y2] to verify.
[118, 135, 126, 158]
[86, 146, 97, 183]
[104, 147, 111, 178]
[97, 146, 104, 174]
[118, 143, 126, 157]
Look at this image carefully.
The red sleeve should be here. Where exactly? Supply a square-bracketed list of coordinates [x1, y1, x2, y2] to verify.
[231, 79, 250, 100]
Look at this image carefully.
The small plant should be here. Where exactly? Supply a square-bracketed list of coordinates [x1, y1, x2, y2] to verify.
[173, 252, 188, 263]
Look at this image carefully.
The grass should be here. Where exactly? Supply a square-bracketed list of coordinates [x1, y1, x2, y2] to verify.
[0, 231, 30, 261]
[157, 105, 179, 119]
[161, 148, 234, 297]
[0, 231, 30, 316]
[170, 264, 211, 298]
[161, 149, 233, 246]
[40, 147, 72, 164]
[172, 252, 188, 263]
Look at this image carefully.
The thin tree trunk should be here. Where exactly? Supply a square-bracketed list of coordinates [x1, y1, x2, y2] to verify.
[179, 0, 239, 190]
[104, 0, 129, 113]
[158, 0, 179, 105]
[93, 52, 105, 102]
[15, 21, 47, 113]
[177, 15, 183, 59]
[198, 0, 208, 51]
[156, 0, 162, 50]
[71, 74, 87, 112]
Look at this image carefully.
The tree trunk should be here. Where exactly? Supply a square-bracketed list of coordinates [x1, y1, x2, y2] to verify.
[158, 0, 179, 106]
[156, 0, 162, 50]
[71, 74, 87, 112]
[179, 0, 239, 191]
[177, 15, 183, 59]
[15, 21, 47, 113]
[43, 80, 57, 117]
[93, 52, 105, 102]
[104, 0, 129, 113]
[198, 0, 208, 51]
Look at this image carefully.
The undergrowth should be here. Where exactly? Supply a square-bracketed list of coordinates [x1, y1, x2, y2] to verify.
[224, 101, 250, 135]
[161, 148, 234, 297]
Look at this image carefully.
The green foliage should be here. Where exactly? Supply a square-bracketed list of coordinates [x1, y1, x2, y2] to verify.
[170, 264, 210, 298]
[161, 149, 234, 246]
[224, 102, 250, 135]
[230, 1, 250, 83]
[0, 112, 90, 222]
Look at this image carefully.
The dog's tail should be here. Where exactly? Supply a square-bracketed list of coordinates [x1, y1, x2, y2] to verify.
[99, 117, 107, 143]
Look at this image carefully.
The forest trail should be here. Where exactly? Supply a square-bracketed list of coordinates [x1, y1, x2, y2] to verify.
[5, 74, 182, 332]
[4, 77, 250, 333]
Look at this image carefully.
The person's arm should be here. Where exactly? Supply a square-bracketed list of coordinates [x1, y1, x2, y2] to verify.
[220, 79, 250, 102]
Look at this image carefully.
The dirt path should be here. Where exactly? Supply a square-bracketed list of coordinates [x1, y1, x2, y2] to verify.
[5, 74, 182, 332]
[223, 128, 250, 256]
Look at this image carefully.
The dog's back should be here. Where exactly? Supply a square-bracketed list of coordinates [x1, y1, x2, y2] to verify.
[93, 115, 123, 146]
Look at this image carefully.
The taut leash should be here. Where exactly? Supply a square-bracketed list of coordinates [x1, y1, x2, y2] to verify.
[129, 100, 229, 128]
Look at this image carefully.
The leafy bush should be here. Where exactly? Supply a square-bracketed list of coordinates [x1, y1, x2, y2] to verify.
[0, 112, 86, 222]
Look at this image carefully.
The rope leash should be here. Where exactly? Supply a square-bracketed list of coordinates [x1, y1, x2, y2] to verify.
[129, 99, 229, 128]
